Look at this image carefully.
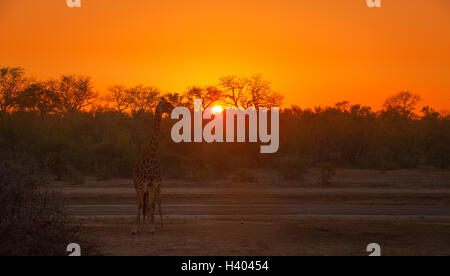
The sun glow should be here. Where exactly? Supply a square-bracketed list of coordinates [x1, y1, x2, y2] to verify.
[212, 106, 224, 114]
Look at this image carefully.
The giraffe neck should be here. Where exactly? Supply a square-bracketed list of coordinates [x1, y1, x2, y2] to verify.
[145, 108, 163, 156]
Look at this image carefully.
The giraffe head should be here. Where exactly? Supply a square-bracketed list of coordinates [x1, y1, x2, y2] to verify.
[156, 97, 174, 114]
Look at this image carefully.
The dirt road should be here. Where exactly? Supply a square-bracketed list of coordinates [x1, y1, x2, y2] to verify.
[67, 204, 450, 218]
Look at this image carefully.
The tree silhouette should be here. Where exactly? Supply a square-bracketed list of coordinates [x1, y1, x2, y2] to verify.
[127, 85, 160, 113]
[183, 86, 222, 109]
[106, 85, 130, 113]
[246, 74, 283, 109]
[383, 91, 421, 118]
[165, 92, 184, 107]
[220, 75, 248, 108]
[0, 67, 27, 112]
[57, 75, 97, 113]
[220, 74, 283, 109]
[15, 81, 61, 116]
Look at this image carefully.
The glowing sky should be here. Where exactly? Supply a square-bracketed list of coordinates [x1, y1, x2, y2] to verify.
[1, 0, 449, 109]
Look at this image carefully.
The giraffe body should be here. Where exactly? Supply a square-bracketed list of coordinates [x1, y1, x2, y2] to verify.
[132, 98, 174, 235]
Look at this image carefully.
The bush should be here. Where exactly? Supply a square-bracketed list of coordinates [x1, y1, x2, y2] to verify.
[1, 100, 449, 181]
[232, 170, 258, 183]
[159, 152, 187, 179]
[317, 162, 336, 185]
[0, 158, 98, 256]
[187, 169, 212, 182]
[278, 157, 308, 181]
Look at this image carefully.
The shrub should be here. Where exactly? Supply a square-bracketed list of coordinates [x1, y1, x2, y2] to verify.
[232, 170, 258, 183]
[189, 169, 211, 182]
[278, 157, 308, 181]
[159, 152, 187, 179]
[317, 162, 336, 185]
[0, 158, 98, 256]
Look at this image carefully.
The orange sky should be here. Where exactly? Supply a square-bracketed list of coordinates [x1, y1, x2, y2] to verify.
[1, 0, 449, 110]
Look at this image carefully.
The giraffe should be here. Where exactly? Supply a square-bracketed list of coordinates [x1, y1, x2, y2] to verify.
[132, 98, 174, 235]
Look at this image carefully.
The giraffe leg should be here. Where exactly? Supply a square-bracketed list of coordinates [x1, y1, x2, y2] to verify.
[132, 199, 142, 235]
[148, 186, 156, 234]
[150, 202, 156, 234]
[156, 185, 163, 229]
[158, 200, 163, 229]
[132, 177, 143, 235]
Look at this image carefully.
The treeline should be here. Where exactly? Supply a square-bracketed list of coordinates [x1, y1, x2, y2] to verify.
[0, 67, 283, 115]
[0, 66, 449, 183]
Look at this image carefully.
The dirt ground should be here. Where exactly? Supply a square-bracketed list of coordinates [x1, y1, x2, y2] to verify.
[55, 168, 450, 206]
[59, 169, 450, 256]
[81, 217, 450, 256]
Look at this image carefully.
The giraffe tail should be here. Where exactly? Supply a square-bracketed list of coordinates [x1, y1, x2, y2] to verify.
[143, 191, 149, 220]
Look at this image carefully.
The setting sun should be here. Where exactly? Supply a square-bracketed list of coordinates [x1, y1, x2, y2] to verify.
[212, 106, 224, 114]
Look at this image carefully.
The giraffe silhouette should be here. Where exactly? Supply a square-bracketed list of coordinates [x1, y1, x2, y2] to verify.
[132, 98, 174, 235]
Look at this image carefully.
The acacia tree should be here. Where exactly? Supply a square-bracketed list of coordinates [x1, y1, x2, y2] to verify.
[57, 75, 97, 113]
[128, 85, 160, 113]
[183, 86, 222, 109]
[165, 92, 184, 107]
[219, 75, 248, 108]
[15, 81, 61, 116]
[0, 67, 28, 112]
[220, 74, 283, 109]
[106, 85, 130, 113]
[383, 91, 421, 118]
[246, 74, 283, 109]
